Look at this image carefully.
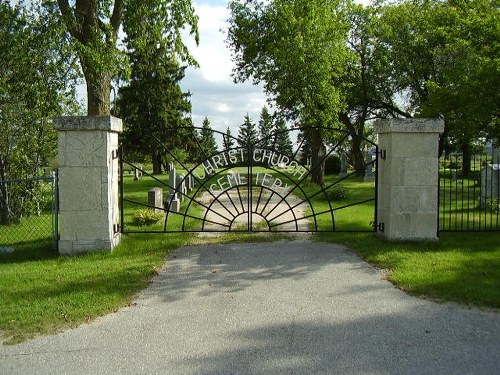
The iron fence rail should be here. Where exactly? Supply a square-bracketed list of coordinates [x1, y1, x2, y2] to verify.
[439, 154, 500, 232]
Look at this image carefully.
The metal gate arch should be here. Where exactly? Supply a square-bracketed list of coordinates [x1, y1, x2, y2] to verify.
[119, 126, 378, 233]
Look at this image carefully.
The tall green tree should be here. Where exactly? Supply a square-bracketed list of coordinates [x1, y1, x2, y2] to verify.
[223, 127, 235, 150]
[200, 117, 218, 157]
[54, 0, 199, 115]
[258, 106, 274, 148]
[0, 2, 79, 224]
[228, 0, 352, 186]
[237, 114, 258, 148]
[274, 119, 293, 156]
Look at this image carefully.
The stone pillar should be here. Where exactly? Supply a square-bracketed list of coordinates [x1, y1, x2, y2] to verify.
[374, 118, 444, 241]
[54, 116, 122, 254]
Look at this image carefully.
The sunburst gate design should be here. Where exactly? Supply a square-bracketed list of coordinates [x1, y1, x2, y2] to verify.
[119, 126, 378, 233]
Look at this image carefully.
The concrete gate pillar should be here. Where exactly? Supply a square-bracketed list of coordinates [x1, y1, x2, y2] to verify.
[374, 118, 444, 241]
[54, 116, 123, 254]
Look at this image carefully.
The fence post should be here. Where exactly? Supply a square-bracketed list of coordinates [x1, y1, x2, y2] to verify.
[54, 116, 122, 255]
[374, 118, 444, 241]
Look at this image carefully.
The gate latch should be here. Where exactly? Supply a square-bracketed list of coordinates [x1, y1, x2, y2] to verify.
[377, 222, 385, 232]
[378, 149, 387, 160]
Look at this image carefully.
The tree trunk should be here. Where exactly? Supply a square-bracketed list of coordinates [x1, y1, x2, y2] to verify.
[0, 184, 10, 225]
[461, 142, 471, 179]
[0, 160, 10, 225]
[152, 151, 162, 175]
[82, 63, 111, 116]
[310, 128, 325, 187]
[350, 135, 366, 177]
[339, 112, 365, 177]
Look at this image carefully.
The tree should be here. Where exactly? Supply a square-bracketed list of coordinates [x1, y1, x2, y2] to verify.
[237, 114, 258, 148]
[0, 2, 79, 224]
[337, 4, 412, 175]
[223, 127, 235, 150]
[258, 106, 274, 148]
[200, 117, 218, 157]
[377, 0, 500, 176]
[274, 119, 293, 156]
[55, 0, 199, 115]
[115, 1, 200, 174]
[228, 0, 352, 186]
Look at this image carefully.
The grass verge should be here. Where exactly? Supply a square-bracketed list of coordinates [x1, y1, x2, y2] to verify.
[0, 233, 192, 345]
[318, 231, 500, 309]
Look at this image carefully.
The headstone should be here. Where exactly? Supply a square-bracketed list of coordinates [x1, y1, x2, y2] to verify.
[480, 164, 500, 206]
[148, 187, 163, 213]
[177, 174, 186, 203]
[364, 148, 376, 182]
[185, 174, 193, 193]
[340, 153, 348, 177]
[166, 168, 180, 212]
[134, 165, 143, 181]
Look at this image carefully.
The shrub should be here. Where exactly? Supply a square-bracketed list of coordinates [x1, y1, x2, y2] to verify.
[325, 155, 341, 175]
[132, 209, 164, 226]
[327, 185, 349, 201]
[484, 198, 500, 214]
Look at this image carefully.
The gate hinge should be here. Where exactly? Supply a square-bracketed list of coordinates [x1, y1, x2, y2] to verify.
[378, 149, 387, 160]
[111, 149, 119, 160]
[113, 223, 121, 234]
[377, 222, 385, 232]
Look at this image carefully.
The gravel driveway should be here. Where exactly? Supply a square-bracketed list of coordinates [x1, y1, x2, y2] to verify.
[1, 241, 499, 374]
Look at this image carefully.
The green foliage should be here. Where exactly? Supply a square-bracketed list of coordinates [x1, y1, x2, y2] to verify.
[376, 0, 499, 146]
[0, 2, 80, 224]
[199, 117, 218, 157]
[228, 0, 350, 126]
[324, 155, 342, 175]
[237, 114, 258, 148]
[132, 209, 164, 227]
[258, 106, 274, 148]
[223, 127, 235, 150]
[55, 0, 199, 115]
[274, 119, 293, 156]
[116, 1, 199, 173]
[484, 198, 500, 214]
[327, 185, 349, 201]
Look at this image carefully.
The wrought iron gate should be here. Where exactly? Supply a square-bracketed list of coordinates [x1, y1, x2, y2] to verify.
[119, 126, 378, 233]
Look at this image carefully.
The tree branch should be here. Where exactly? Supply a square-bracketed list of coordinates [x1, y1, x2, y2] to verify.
[110, 0, 123, 35]
[375, 102, 413, 118]
[56, 0, 81, 41]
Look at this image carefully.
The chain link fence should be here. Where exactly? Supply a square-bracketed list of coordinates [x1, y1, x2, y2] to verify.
[0, 173, 58, 255]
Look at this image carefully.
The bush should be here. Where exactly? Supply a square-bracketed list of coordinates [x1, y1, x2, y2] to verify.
[484, 198, 500, 214]
[132, 209, 164, 226]
[327, 185, 349, 201]
[325, 155, 341, 175]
